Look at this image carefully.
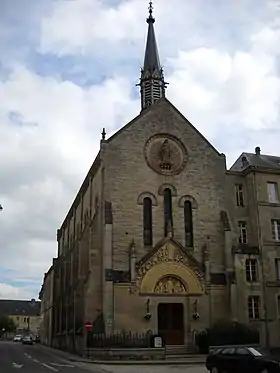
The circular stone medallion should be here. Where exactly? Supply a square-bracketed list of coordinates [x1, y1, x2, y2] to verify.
[144, 134, 187, 176]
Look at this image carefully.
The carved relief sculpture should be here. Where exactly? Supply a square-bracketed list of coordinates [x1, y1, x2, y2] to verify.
[144, 134, 187, 176]
[159, 139, 172, 171]
[131, 242, 205, 295]
[154, 276, 187, 294]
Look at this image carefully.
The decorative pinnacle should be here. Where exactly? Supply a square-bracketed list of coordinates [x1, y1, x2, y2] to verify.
[101, 127, 106, 140]
[147, 1, 155, 23]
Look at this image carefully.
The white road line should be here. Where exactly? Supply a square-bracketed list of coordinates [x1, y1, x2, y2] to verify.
[51, 363, 75, 367]
[12, 362, 23, 369]
[24, 353, 32, 359]
[32, 359, 39, 363]
[41, 363, 59, 372]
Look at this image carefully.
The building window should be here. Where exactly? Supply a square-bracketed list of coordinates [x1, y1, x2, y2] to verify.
[248, 296, 260, 320]
[238, 221, 248, 244]
[275, 259, 280, 281]
[267, 182, 279, 203]
[271, 219, 280, 241]
[184, 201, 193, 247]
[235, 184, 244, 206]
[143, 197, 153, 246]
[245, 259, 258, 282]
[164, 188, 173, 236]
[277, 295, 280, 318]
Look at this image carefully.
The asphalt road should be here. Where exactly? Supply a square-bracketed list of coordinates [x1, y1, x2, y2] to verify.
[0, 340, 91, 373]
[0, 340, 207, 373]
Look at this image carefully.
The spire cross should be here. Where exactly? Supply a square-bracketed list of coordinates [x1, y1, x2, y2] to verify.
[147, 1, 155, 23]
[148, 1, 153, 16]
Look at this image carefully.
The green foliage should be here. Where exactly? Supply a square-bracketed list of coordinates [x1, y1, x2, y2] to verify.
[195, 320, 260, 354]
[0, 314, 17, 334]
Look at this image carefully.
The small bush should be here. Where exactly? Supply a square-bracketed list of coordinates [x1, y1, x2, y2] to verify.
[195, 320, 259, 354]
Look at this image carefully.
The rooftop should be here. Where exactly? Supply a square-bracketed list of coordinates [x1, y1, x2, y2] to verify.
[230, 147, 280, 172]
[0, 299, 40, 317]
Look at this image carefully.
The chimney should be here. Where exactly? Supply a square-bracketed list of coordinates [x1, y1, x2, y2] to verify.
[255, 146, 261, 155]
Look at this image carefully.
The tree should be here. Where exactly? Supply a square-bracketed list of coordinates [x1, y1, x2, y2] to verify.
[0, 314, 17, 335]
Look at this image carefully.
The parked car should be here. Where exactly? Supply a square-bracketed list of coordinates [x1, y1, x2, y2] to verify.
[13, 335, 22, 342]
[22, 335, 33, 345]
[206, 346, 280, 373]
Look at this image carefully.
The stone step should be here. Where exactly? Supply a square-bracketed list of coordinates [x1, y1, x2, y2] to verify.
[165, 345, 193, 355]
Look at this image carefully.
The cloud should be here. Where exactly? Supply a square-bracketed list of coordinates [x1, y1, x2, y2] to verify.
[1, 0, 280, 299]
[0, 283, 36, 300]
[0, 64, 138, 299]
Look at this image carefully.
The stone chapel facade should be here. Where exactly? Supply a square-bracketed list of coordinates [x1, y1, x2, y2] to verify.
[41, 3, 280, 351]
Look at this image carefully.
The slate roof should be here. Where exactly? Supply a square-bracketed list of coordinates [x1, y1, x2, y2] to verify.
[0, 299, 40, 317]
[230, 148, 280, 172]
[143, 10, 161, 73]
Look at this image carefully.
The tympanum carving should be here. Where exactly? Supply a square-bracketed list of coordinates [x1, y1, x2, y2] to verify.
[154, 276, 187, 294]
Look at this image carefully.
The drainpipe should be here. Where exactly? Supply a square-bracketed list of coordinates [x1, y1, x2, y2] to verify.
[252, 170, 269, 349]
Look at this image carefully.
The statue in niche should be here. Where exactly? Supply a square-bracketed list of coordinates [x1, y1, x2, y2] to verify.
[164, 277, 173, 293]
[155, 281, 165, 293]
[159, 140, 172, 170]
[154, 276, 186, 294]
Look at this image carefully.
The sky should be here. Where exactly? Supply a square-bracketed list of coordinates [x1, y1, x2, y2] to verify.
[0, 0, 280, 300]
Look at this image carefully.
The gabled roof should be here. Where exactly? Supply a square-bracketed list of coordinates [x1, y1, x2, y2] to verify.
[106, 97, 222, 157]
[230, 149, 280, 172]
[0, 299, 40, 317]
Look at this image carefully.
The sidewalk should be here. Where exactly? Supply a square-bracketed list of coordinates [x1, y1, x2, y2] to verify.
[35, 344, 206, 365]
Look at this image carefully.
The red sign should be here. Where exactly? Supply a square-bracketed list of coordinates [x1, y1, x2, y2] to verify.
[85, 321, 93, 332]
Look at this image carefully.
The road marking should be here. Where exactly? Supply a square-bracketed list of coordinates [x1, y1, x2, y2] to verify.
[41, 363, 59, 372]
[33, 359, 39, 363]
[24, 353, 32, 359]
[12, 363, 23, 369]
[51, 363, 75, 367]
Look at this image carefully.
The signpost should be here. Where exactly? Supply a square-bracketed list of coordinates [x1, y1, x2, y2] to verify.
[85, 321, 93, 332]
[85, 321, 93, 356]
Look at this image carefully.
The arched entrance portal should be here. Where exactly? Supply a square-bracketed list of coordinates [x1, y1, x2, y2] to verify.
[158, 303, 184, 345]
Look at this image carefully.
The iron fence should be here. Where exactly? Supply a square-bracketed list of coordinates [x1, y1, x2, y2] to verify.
[87, 332, 154, 348]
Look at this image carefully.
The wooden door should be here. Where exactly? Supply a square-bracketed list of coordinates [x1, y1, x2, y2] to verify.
[157, 303, 184, 345]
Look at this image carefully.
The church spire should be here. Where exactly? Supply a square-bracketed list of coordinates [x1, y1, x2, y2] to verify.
[138, 1, 167, 111]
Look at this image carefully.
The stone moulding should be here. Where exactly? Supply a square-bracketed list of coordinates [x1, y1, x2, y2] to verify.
[139, 262, 203, 295]
[137, 192, 158, 206]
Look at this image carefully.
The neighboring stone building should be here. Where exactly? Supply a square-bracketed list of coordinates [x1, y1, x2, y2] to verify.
[227, 150, 280, 348]
[41, 2, 280, 351]
[39, 262, 55, 345]
[0, 299, 41, 336]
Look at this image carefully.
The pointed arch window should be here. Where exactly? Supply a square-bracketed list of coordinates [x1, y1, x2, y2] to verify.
[143, 197, 153, 246]
[164, 188, 173, 236]
[184, 201, 193, 247]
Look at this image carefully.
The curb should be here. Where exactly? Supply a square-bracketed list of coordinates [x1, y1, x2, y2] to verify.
[69, 358, 206, 366]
